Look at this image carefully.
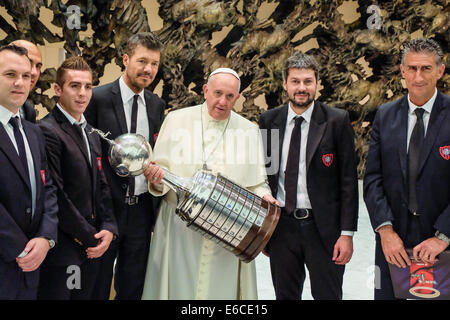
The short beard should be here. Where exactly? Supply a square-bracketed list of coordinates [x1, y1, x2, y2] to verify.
[290, 96, 314, 109]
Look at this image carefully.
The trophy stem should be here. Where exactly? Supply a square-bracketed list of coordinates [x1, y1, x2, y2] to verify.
[161, 168, 193, 200]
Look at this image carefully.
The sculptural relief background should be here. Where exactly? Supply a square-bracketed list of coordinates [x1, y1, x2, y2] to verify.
[0, 0, 448, 176]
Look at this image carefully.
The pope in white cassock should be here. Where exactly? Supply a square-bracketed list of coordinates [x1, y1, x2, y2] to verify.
[141, 68, 278, 300]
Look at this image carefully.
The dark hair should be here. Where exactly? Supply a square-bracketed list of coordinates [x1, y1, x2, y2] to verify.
[125, 32, 163, 57]
[401, 38, 443, 66]
[56, 56, 92, 87]
[0, 44, 30, 60]
[283, 52, 319, 81]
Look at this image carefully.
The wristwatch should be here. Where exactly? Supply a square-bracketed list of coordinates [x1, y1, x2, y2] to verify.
[47, 238, 56, 249]
[435, 231, 450, 246]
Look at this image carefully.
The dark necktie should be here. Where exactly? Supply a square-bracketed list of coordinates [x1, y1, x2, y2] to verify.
[129, 95, 139, 196]
[9, 116, 29, 179]
[408, 108, 425, 214]
[285, 116, 304, 214]
[73, 123, 88, 155]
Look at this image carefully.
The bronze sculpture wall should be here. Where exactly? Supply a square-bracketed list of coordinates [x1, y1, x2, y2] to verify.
[0, 0, 448, 176]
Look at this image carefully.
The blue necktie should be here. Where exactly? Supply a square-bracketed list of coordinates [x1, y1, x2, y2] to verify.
[9, 116, 29, 180]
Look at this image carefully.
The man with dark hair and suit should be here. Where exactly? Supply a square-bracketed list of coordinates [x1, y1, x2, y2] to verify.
[0, 44, 58, 299]
[259, 52, 359, 300]
[10, 40, 43, 123]
[85, 32, 166, 300]
[364, 38, 449, 300]
[37, 56, 118, 300]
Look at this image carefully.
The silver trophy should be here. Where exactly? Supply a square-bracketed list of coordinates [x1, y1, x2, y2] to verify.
[163, 169, 281, 263]
[91, 129, 281, 262]
[90, 129, 151, 177]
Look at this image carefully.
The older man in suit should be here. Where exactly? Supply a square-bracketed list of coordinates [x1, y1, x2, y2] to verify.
[85, 32, 166, 300]
[364, 38, 449, 300]
[0, 44, 58, 300]
[10, 40, 43, 123]
[259, 52, 359, 300]
[37, 56, 118, 300]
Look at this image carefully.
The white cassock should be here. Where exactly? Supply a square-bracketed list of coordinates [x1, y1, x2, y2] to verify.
[141, 102, 271, 300]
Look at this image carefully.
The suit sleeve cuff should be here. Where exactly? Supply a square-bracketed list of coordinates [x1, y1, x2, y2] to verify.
[375, 221, 393, 232]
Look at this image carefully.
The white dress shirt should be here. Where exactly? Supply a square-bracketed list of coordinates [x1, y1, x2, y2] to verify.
[119, 76, 150, 196]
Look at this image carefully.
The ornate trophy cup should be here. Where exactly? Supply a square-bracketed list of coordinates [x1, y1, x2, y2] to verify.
[92, 130, 281, 262]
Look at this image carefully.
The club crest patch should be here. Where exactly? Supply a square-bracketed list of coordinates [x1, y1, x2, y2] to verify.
[440, 145, 450, 160]
[97, 157, 102, 171]
[322, 153, 333, 167]
[40, 170, 46, 185]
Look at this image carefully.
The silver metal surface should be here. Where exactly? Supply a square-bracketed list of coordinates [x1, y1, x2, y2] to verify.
[163, 169, 280, 263]
[89, 129, 152, 177]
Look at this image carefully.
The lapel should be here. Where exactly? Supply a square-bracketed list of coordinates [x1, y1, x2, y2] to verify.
[111, 79, 128, 135]
[305, 101, 327, 172]
[86, 123, 98, 193]
[53, 106, 91, 166]
[144, 90, 155, 148]
[418, 91, 447, 175]
[22, 121, 42, 200]
[271, 104, 288, 182]
[0, 124, 31, 189]
[395, 96, 409, 186]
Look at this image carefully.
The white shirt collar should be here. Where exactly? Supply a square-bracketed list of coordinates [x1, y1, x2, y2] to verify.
[119, 75, 145, 105]
[56, 104, 87, 128]
[0, 105, 21, 127]
[287, 101, 314, 124]
[407, 88, 437, 116]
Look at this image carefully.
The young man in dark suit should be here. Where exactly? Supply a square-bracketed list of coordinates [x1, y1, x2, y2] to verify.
[85, 32, 166, 300]
[37, 56, 118, 299]
[364, 38, 449, 300]
[0, 44, 58, 299]
[259, 52, 359, 300]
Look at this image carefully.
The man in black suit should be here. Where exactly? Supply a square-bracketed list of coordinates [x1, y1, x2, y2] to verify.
[85, 32, 166, 300]
[0, 44, 58, 299]
[37, 56, 118, 299]
[11, 40, 43, 123]
[364, 38, 449, 300]
[259, 52, 359, 300]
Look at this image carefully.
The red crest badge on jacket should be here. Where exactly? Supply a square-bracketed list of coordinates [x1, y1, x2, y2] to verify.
[322, 153, 333, 167]
[440, 145, 450, 160]
[40, 170, 46, 185]
[97, 157, 102, 171]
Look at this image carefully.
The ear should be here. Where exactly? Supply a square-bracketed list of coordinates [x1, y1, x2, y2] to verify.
[399, 64, 405, 78]
[203, 84, 208, 99]
[437, 63, 445, 79]
[54, 83, 62, 97]
[283, 79, 287, 91]
[123, 54, 129, 69]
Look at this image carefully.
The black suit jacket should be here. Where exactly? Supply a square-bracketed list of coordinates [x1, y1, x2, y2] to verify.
[0, 117, 58, 296]
[364, 91, 450, 241]
[84, 78, 166, 218]
[38, 106, 118, 266]
[259, 101, 359, 252]
[21, 100, 37, 123]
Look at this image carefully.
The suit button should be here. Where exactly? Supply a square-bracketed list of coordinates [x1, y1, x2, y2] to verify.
[122, 184, 128, 189]
[26, 208, 32, 214]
